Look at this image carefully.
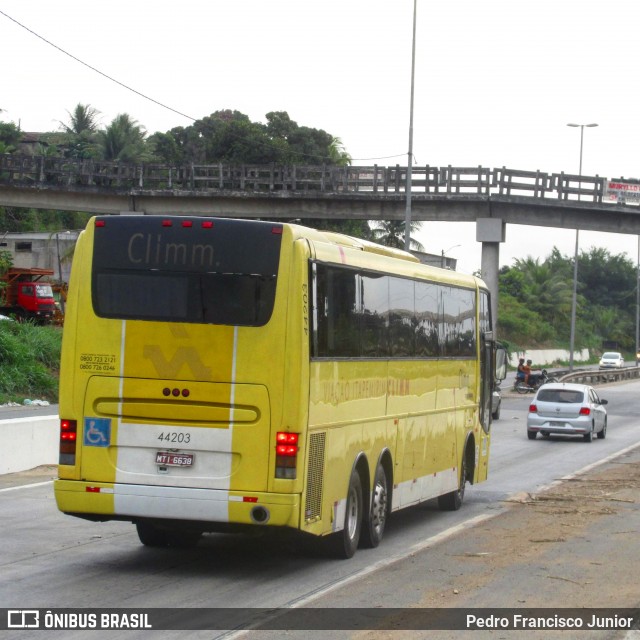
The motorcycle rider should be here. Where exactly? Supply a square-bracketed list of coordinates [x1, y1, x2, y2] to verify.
[525, 359, 540, 387]
[516, 358, 529, 385]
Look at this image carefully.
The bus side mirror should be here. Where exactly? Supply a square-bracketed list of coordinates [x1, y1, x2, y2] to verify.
[495, 346, 507, 382]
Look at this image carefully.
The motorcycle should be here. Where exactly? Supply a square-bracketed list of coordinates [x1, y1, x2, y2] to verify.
[513, 368, 558, 394]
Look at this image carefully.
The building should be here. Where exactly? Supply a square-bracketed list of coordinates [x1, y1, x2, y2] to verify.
[412, 250, 458, 270]
[0, 231, 77, 282]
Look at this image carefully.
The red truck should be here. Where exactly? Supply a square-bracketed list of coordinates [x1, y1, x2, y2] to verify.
[0, 268, 57, 322]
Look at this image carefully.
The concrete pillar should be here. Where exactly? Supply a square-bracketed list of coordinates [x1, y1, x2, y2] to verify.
[476, 218, 505, 337]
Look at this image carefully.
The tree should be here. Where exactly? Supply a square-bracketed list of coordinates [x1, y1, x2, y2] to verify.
[149, 110, 352, 167]
[59, 103, 101, 159]
[498, 246, 639, 353]
[98, 114, 152, 163]
[369, 220, 424, 251]
[497, 292, 555, 348]
[0, 121, 21, 153]
[0, 249, 13, 274]
[61, 103, 101, 136]
[297, 218, 373, 240]
[265, 111, 297, 140]
[578, 247, 635, 310]
[510, 257, 574, 336]
[0, 208, 90, 233]
[0, 141, 15, 154]
[327, 136, 352, 167]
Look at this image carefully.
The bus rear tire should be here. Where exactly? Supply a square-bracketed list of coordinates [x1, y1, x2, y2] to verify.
[438, 451, 467, 512]
[324, 469, 363, 559]
[360, 464, 389, 549]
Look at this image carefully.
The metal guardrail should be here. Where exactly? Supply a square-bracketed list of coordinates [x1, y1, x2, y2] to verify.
[557, 366, 640, 386]
[502, 366, 640, 395]
[0, 154, 618, 202]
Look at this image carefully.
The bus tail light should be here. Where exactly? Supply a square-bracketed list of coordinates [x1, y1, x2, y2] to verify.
[275, 431, 299, 479]
[59, 419, 77, 465]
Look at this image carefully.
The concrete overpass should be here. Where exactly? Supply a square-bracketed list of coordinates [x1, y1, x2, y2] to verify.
[2, 155, 640, 326]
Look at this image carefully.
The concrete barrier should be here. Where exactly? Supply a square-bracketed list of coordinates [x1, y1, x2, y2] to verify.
[0, 414, 58, 474]
[509, 348, 590, 368]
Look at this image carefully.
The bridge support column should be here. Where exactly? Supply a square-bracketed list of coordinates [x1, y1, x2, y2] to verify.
[476, 218, 505, 337]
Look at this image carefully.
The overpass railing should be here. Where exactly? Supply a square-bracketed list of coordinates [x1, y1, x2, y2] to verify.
[0, 154, 615, 202]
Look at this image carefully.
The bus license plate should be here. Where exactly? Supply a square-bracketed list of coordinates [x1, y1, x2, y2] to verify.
[156, 452, 194, 467]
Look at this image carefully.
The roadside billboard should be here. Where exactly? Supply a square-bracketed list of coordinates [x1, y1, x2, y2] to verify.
[603, 179, 640, 204]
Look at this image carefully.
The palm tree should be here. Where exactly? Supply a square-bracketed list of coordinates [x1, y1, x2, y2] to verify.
[513, 257, 574, 334]
[61, 103, 101, 135]
[370, 220, 425, 251]
[97, 114, 152, 163]
[60, 103, 101, 159]
[327, 136, 352, 167]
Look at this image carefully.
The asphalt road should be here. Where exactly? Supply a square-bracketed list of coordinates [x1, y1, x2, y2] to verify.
[1, 381, 639, 639]
[0, 402, 57, 420]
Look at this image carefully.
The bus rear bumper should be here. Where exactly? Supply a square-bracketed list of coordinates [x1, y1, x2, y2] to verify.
[54, 480, 300, 528]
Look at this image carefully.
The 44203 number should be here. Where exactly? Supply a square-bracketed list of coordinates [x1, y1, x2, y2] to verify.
[157, 431, 191, 444]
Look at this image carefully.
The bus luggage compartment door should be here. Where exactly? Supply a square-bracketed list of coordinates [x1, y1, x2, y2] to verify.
[80, 376, 271, 492]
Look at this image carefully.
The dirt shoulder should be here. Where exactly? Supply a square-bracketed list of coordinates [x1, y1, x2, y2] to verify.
[417, 445, 640, 609]
[311, 445, 640, 639]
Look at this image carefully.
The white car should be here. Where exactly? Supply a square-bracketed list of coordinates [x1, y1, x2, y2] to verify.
[527, 383, 608, 442]
[599, 352, 624, 369]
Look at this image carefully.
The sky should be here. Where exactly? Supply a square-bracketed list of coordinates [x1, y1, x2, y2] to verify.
[2, 0, 640, 275]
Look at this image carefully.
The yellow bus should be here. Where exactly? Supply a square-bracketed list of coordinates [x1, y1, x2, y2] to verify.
[54, 215, 506, 558]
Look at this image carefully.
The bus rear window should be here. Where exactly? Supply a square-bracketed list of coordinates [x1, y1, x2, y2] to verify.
[91, 217, 282, 326]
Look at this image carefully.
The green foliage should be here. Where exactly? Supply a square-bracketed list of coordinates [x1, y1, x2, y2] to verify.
[498, 246, 638, 354]
[369, 220, 425, 251]
[0, 249, 12, 274]
[6, 104, 351, 168]
[98, 113, 152, 163]
[0, 208, 90, 232]
[496, 293, 555, 350]
[58, 103, 103, 159]
[0, 121, 21, 152]
[61, 103, 101, 135]
[0, 250, 12, 298]
[149, 109, 349, 166]
[0, 321, 61, 403]
[298, 218, 373, 239]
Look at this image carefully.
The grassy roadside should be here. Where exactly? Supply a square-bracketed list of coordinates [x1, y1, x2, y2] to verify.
[0, 320, 61, 404]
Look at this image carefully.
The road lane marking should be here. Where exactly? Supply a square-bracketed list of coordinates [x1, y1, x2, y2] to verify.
[0, 480, 53, 492]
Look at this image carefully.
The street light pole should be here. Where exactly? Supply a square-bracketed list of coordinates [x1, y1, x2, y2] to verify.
[566, 123, 598, 372]
[404, 0, 417, 252]
[441, 244, 461, 269]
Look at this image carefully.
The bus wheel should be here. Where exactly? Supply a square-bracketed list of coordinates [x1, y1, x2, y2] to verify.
[136, 522, 201, 548]
[438, 451, 467, 512]
[361, 464, 389, 549]
[325, 469, 363, 559]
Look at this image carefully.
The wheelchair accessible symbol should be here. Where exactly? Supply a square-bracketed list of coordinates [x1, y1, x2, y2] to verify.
[84, 417, 111, 447]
